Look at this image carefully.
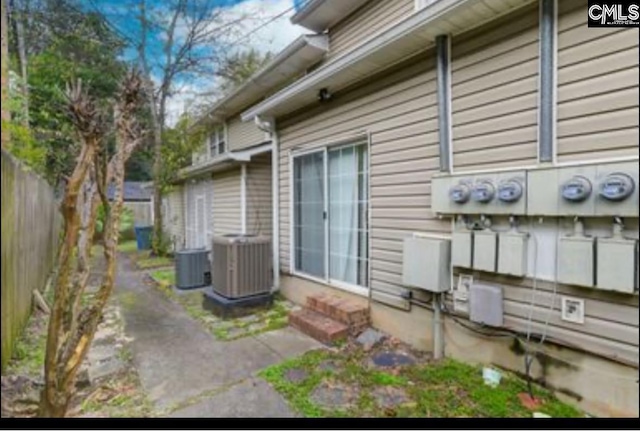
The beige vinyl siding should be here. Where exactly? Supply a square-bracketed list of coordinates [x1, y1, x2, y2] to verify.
[246, 154, 273, 237]
[227, 115, 268, 152]
[451, 3, 539, 172]
[448, 272, 639, 367]
[557, 0, 639, 162]
[279, 53, 449, 301]
[212, 169, 242, 235]
[277, 3, 638, 367]
[327, 0, 414, 61]
[162, 187, 185, 250]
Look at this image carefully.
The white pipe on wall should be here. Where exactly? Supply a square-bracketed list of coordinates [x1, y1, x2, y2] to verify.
[265, 117, 281, 292]
[241, 164, 247, 235]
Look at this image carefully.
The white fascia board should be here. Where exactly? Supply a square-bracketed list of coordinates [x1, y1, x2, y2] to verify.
[243, 0, 534, 121]
[194, 35, 329, 128]
[291, 0, 371, 33]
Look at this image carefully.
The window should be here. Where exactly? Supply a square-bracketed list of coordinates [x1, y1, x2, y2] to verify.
[293, 141, 369, 289]
[209, 125, 226, 157]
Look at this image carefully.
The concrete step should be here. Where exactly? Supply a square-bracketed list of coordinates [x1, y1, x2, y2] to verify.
[288, 309, 349, 345]
[306, 293, 369, 334]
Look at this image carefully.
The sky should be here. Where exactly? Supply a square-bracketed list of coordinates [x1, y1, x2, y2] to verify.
[91, 0, 306, 124]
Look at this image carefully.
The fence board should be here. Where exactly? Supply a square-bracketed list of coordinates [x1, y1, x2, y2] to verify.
[1, 150, 61, 371]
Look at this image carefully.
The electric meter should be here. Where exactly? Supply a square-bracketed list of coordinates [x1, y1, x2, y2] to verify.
[450, 183, 471, 204]
[599, 173, 635, 202]
[561, 176, 592, 202]
[497, 179, 524, 203]
[472, 180, 495, 203]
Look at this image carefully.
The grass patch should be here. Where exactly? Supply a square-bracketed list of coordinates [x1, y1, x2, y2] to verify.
[7, 314, 48, 377]
[259, 349, 336, 418]
[136, 256, 173, 270]
[147, 272, 291, 342]
[260, 349, 584, 418]
[117, 240, 139, 254]
[150, 269, 176, 289]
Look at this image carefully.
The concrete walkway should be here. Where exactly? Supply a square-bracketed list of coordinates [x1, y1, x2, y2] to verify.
[115, 257, 323, 418]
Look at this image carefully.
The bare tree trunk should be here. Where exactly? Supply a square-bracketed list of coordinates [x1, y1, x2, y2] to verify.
[39, 72, 144, 417]
[151, 93, 164, 254]
[1, 0, 10, 149]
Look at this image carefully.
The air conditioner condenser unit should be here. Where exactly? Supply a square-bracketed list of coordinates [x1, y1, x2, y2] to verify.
[175, 249, 211, 290]
[212, 235, 272, 299]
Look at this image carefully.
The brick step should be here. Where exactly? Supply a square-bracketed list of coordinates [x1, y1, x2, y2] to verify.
[306, 294, 369, 334]
[288, 309, 349, 345]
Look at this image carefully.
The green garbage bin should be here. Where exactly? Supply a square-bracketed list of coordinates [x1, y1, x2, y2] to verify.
[134, 226, 153, 251]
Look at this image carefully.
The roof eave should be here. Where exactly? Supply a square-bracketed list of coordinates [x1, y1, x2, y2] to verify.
[243, 0, 536, 121]
[192, 34, 329, 130]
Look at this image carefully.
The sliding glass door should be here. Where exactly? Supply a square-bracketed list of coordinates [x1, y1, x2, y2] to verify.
[293, 151, 325, 278]
[293, 142, 369, 289]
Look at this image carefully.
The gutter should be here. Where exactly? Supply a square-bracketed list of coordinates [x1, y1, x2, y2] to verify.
[254, 116, 281, 292]
[242, 0, 467, 121]
[175, 143, 273, 183]
[192, 34, 329, 130]
[243, 0, 536, 121]
[291, 0, 325, 25]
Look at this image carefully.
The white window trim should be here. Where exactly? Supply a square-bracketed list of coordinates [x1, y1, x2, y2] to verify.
[208, 122, 228, 159]
[288, 138, 371, 298]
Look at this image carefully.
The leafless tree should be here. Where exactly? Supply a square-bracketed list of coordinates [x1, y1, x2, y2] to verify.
[133, 0, 253, 253]
[39, 70, 145, 418]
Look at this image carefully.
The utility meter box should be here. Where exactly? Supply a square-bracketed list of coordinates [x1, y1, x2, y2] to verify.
[595, 162, 639, 217]
[498, 232, 529, 277]
[558, 236, 595, 288]
[473, 231, 498, 272]
[402, 236, 452, 293]
[431, 176, 451, 214]
[470, 283, 504, 327]
[557, 165, 597, 217]
[596, 237, 637, 294]
[452, 230, 473, 268]
[494, 171, 527, 215]
[527, 168, 558, 216]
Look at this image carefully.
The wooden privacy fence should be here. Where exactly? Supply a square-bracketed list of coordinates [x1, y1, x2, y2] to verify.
[1, 150, 61, 371]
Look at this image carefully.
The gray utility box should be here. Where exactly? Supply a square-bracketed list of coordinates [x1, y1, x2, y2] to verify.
[527, 161, 639, 217]
[596, 237, 638, 294]
[557, 235, 595, 288]
[175, 249, 211, 290]
[473, 231, 498, 273]
[498, 232, 529, 277]
[452, 230, 473, 268]
[470, 283, 504, 327]
[402, 235, 451, 293]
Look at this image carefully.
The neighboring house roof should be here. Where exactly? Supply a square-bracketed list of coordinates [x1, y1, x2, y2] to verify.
[176, 142, 273, 183]
[108, 182, 152, 202]
[242, 0, 532, 121]
[195, 34, 329, 128]
[291, 0, 371, 33]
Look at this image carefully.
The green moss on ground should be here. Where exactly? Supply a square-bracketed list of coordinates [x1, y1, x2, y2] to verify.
[136, 256, 173, 270]
[259, 349, 583, 418]
[116, 241, 139, 254]
[148, 271, 291, 341]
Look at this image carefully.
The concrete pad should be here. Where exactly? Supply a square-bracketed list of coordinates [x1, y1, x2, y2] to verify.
[115, 259, 282, 410]
[167, 378, 297, 418]
[254, 327, 325, 360]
